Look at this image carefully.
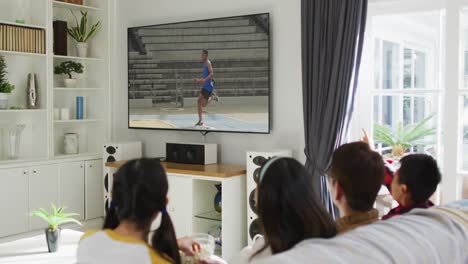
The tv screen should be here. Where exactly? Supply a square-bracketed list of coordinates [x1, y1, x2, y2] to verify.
[128, 13, 270, 134]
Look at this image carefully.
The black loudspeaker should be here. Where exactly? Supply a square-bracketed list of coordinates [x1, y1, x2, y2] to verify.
[166, 143, 217, 165]
[53, 20, 67, 56]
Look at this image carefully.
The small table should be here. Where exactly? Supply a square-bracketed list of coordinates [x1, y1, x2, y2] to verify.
[0, 229, 82, 264]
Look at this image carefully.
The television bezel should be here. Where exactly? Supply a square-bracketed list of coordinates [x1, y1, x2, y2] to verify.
[127, 13, 271, 135]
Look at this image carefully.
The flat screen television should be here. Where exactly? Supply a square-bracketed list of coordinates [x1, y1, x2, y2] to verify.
[127, 13, 270, 134]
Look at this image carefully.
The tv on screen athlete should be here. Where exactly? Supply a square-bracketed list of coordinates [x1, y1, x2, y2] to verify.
[193, 49, 219, 127]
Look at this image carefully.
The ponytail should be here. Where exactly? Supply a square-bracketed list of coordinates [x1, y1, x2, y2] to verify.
[103, 204, 120, 229]
[151, 210, 181, 264]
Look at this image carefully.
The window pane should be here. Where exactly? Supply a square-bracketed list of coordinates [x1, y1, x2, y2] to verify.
[382, 96, 394, 126]
[404, 49, 413, 89]
[414, 97, 426, 123]
[382, 41, 400, 89]
[414, 51, 426, 88]
[373, 95, 380, 123]
[465, 51, 468, 89]
[403, 96, 412, 126]
[462, 95, 468, 171]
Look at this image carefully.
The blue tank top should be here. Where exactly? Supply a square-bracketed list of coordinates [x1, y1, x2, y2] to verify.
[203, 62, 214, 92]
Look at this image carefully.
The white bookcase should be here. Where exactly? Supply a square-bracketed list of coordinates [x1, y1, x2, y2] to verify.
[0, 0, 111, 164]
[0, 0, 110, 238]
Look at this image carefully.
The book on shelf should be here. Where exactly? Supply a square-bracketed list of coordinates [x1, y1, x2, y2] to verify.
[0, 24, 46, 54]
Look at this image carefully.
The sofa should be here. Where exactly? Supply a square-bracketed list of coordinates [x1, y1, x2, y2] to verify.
[254, 200, 468, 264]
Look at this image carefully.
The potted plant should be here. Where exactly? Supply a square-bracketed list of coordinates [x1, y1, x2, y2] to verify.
[31, 204, 81, 253]
[0, 55, 15, 109]
[54, 61, 84, 88]
[68, 10, 101, 57]
[373, 114, 436, 158]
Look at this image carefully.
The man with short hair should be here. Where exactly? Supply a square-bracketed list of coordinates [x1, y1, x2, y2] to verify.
[193, 49, 218, 127]
[328, 142, 385, 234]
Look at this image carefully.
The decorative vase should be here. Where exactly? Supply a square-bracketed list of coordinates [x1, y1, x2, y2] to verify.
[214, 184, 222, 213]
[76, 42, 88, 57]
[64, 133, 79, 154]
[4, 124, 26, 159]
[64, 79, 77, 88]
[27, 73, 38, 109]
[45, 228, 61, 253]
[0, 93, 8, 109]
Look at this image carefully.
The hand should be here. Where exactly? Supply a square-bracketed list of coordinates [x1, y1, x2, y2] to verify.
[361, 129, 369, 144]
[177, 237, 200, 257]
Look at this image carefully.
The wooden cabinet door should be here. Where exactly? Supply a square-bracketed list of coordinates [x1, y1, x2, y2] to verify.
[164, 175, 193, 237]
[29, 165, 60, 230]
[85, 159, 104, 220]
[0, 168, 29, 237]
[59, 161, 85, 221]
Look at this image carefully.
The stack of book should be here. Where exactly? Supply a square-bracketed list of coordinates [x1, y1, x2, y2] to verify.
[0, 24, 46, 54]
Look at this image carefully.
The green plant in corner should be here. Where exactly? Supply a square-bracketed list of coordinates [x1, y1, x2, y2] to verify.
[0, 55, 15, 94]
[54, 61, 84, 79]
[373, 113, 436, 157]
[31, 204, 82, 230]
[68, 10, 101, 43]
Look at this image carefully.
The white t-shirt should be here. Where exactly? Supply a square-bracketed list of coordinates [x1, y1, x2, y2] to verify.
[229, 235, 272, 264]
[76, 229, 170, 264]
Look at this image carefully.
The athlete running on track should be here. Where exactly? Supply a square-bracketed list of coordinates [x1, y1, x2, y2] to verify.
[193, 49, 218, 127]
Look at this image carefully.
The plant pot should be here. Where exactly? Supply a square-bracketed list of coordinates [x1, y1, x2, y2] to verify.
[0, 93, 8, 109]
[64, 79, 77, 88]
[45, 228, 61, 253]
[391, 145, 406, 158]
[76, 42, 88, 57]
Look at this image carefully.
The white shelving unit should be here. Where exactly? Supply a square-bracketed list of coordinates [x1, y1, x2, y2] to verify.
[0, 0, 111, 165]
[0, 0, 110, 239]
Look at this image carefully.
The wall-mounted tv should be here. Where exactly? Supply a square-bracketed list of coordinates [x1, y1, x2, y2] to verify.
[128, 13, 270, 134]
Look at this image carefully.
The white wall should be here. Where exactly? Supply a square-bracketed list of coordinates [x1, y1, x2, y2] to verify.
[111, 0, 304, 164]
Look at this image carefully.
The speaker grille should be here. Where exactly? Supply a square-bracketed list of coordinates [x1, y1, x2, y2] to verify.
[106, 146, 116, 155]
[249, 218, 262, 239]
[249, 190, 257, 214]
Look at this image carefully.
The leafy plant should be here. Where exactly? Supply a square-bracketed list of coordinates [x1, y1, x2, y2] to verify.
[31, 204, 81, 230]
[68, 10, 101, 43]
[54, 61, 84, 79]
[0, 55, 15, 94]
[373, 113, 436, 157]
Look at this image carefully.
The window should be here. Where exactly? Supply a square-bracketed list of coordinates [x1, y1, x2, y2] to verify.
[372, 36, 439, 157]
[354, 1, 468, 201]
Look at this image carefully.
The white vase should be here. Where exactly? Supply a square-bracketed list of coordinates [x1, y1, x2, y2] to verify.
[64, 133, 79, 154]
[0, 93, 8, 109]
[64, 79, 77, 88]
[76, 42, 88, 57]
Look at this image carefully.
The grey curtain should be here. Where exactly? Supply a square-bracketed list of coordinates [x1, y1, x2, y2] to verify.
[301, 0, 368, 217]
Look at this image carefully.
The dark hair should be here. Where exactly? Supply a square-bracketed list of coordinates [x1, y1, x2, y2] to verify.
[330, 142, 385, 212]
[397, 154, 441, 203]
[202, 49, 208, 55]
[103, 159, 181, 264]
[254, 157, 337, 257]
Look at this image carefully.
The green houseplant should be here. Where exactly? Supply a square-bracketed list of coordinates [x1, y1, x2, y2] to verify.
[68, 10, 101, 57]
[373, 114, 436, 158]
[0, 55, 15, 109]
[31, 204, 81, 253]
[54, 61, 84, 88]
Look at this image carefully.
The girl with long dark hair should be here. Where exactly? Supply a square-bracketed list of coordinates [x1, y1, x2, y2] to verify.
[77, 158, 196, 264]
[203, 157, 337, 264]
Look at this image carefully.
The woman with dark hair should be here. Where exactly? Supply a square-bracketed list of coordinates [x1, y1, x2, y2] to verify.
[77, 158, 197, 264]
[203, 157, 337, 264]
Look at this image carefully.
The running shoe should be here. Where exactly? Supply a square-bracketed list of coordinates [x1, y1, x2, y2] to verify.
[194, 120, 204, 127]
[212, 92, 220, 102]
